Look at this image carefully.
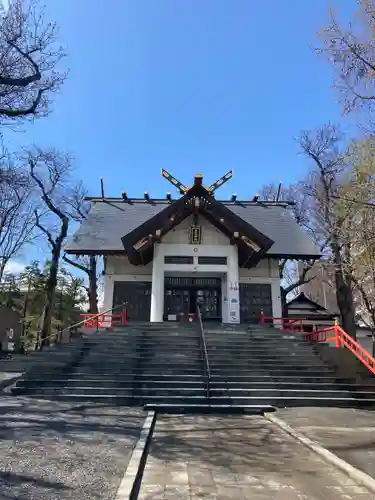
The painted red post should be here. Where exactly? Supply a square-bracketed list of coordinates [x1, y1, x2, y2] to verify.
[334, 317, 340, 348]
[121, 308, 127, 324]
[260, 310, 264, 324]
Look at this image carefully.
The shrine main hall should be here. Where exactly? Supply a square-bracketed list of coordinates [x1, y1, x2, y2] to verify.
[65, 170, 320, 324]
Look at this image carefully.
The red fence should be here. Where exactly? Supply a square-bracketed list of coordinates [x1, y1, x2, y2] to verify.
[80, 308, 128, 328]
[259, 311, 305, 332]
[259, 310, 375, 376]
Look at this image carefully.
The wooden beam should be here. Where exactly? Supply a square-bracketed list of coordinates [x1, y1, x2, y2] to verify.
[230, 231, 240, 245]
[241, 235, 261, 253]
[133, 235, 152, 251]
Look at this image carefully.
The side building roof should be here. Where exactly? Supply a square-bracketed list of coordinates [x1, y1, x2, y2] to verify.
[65, 198, 321, 259]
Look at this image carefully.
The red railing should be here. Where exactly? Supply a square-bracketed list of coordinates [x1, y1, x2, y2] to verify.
[259, 310, 375, 376]
[80, 307, 128, 328]
[336, 324, 375, 375]
[303, 325, 338, 344]
[259, 310, 306, 332]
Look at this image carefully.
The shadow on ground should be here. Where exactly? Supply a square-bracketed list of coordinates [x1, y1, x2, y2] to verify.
[0, 395, 145, 500]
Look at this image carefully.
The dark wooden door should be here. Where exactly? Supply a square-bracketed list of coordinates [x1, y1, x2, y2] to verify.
[164, 277, 221, 320]
[195, 288, 221, 319]
[239, 283, 272, 323]
[113, 281, 151, 321]
[164, 288, 190, 318]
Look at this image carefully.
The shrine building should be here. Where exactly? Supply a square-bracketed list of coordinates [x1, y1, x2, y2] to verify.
[65, 170, 321, 324]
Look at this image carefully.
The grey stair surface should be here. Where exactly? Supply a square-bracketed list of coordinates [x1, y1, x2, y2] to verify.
[11, 323, 216, 406]
[8, 322, 375, 409]
[204, 325, 375, 408]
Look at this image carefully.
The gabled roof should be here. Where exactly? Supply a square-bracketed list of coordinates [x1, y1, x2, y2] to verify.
[287, 292, 326, 311]
[120, 183, 274, 267]
[65, 198, 321, 260]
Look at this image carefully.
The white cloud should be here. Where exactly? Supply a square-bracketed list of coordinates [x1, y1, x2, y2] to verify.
[4, 260, 26, 275]
[0, 1, 10, 12]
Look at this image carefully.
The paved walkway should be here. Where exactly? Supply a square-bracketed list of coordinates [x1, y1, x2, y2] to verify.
[275, 407, 375, 482]
[0, 396, 144, 500]
[139, 414, 373, 499]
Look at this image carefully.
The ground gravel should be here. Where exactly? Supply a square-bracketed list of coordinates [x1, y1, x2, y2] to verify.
[0, 395, 145, 500]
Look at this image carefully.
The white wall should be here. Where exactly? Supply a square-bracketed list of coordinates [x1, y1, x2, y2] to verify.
[102, 219, 282, 324]
[239, 258, 279, 279]
[106, 255, 152, 276]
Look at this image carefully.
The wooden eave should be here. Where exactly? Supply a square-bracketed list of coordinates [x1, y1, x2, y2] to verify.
[287, 292, 327, 311]
[64, 248, 126, 256]
[121, 184, 274, 267]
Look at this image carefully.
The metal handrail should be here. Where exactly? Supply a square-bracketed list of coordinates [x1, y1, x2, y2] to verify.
[197, 305, 211, 399]
[35, 302, 128, 351]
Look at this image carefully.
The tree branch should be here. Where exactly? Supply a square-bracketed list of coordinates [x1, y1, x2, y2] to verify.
[62, 253, 89, 275]
[29, 158, 68, 221]
[34, 210, 56, 251]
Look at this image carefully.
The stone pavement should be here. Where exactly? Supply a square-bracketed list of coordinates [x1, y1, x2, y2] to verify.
[0, 395, 144, 500]
[138, 414, 374, 499]
[275, 407, 375, 482]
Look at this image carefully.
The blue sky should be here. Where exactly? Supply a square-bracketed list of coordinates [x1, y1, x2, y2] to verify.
[8, 0, 357, 199]
[5, 0, 359, 272]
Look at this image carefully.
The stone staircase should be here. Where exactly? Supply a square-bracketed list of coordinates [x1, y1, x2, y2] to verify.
[7, 322, 375, 409]
[10, 322, 208, 405]
[205, 324, 375, 408]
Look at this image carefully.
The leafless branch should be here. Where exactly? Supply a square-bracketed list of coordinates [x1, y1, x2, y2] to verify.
[0, 0, 67, 123]
[62, 253, 88, 275]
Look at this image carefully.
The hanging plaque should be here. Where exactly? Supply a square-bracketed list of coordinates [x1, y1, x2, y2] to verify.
[190, 226, 202, 244]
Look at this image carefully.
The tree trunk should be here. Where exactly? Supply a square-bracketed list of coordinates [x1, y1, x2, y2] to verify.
[88, 256, 98, 314]
[38, 218, 68, 350]
[332, 242, 356, 339]
[39, 250, 59, 348]
[280, 287, 288, 317]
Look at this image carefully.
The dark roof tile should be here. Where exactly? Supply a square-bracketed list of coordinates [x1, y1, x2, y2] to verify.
[65, 200, 321, 258]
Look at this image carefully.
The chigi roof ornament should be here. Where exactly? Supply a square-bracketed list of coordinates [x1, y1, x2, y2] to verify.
[161, 168, 233, 196]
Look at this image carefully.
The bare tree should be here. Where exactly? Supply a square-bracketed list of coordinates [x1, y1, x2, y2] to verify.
[298, 124, 357, 337]
[0, 0, 66, 123]
[28, 147, 83, 348]
[60, 184, 99, 314]
[62, 254, 99, 314]
[259, 183, 324, 314]
[0, 150, 37, 280]
[317, 1, 375, 115]
[339, 137, 375, 345]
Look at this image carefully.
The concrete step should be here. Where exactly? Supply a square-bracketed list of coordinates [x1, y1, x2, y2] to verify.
[12, 385, 375, 399]
[206, 352, 322, 358]
[208, 361, 328, 368]
[206, 344, 317, 351]
[84, 341, 201, 348]
[209, 381, 375, 391]
[15, 379, 208, 388]
[10, 392, 375, 408]
[79, 357, 203, 364]
[209, 367, 335, 375]
[18, 373, 207, 382]
[210, 374, 342, 382]
[143, 404, 276, 414]
[208, 388, 375, 398]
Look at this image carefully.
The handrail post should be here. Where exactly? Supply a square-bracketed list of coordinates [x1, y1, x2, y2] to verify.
[334, 317, 341, 348]
[197, 305, 210, 400]
[121, 307, 127, 324]
[260, 310, 264, 324]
